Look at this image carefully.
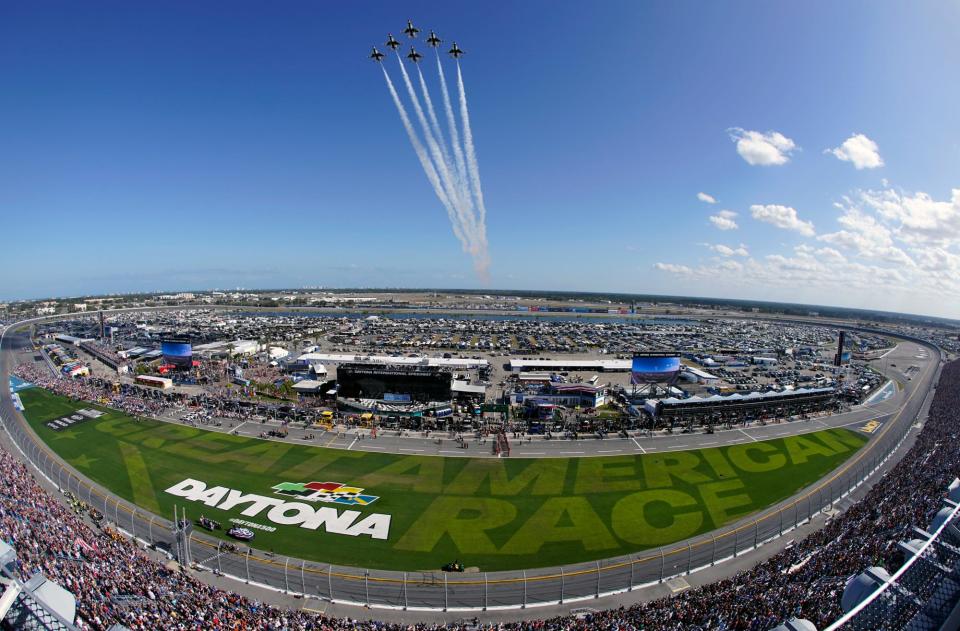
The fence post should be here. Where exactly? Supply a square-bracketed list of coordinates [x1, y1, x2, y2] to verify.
[114, 498, 120, 525]
[483, 572, 488, 611]
[444, 572, 448, 611]
[245, 548, 250, 583]
[596, 560, 601, 597]
[217, 542, 222, 574]
[301, 560, 306, 596]
[560, 567, 565, 602]
[328, 565, 333, 601]
[130, 509, 136, 539]
[629, 557, 635, 590]
[779, 509, 783, 536]
[686, 541, 692, 575]
[734, 527, 739, 557]
[754, 520, 759, 548]
[403, 572, 408, 610]
[285, 557, 290, 593]
[659, 548, 665, 581]
[365, 570, 370, 607]
[523, 570, 527, 608]
[148, 516, 154, 545]
[711, 535, 716, 565]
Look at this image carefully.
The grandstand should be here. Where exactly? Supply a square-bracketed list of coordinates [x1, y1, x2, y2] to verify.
[2, 333, 959, 629]
[652, 386, 837, 426]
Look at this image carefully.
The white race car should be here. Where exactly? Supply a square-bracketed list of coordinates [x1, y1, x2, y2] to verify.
[227, 526, 255, 541]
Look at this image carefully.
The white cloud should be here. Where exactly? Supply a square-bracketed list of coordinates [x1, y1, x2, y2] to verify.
[861, 188, 960, 246]
[750, 204, 816, 237]
[709, 209, 739, 231]
[728, 128, 798, 166]
[825, 134, 884, 169]
[818, 203, 914, 266]
[654, 262, 693, 275]
[704, 243, 749, 257]
[697, 192, 717, 204]
[814, 246, 847, 264]
[654, 182, 960, 317]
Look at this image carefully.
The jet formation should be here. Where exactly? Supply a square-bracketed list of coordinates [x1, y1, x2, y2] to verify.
[370, 20, 465, 64]
[369, 20, 490, 281]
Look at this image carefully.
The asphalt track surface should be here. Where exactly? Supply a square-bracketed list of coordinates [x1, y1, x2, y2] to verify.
[0, 314, 942, 615]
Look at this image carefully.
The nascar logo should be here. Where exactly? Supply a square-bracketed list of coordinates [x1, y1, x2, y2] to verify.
[271, 481, 379, 506]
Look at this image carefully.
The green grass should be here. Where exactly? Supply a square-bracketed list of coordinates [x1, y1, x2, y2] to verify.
[20, 387, 866, 572]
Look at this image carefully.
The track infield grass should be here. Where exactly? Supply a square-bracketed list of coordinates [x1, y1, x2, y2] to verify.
[19, 387, 867, 572]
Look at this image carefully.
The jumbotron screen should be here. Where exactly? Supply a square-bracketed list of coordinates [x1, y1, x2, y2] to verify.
[161, 339, 193, 369]
[631, 354, 681, 384]
[337, 364, 452, 402]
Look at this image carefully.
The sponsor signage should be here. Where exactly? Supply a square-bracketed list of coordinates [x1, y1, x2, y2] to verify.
[271, 481, 379, 506]
[45, 408, 104, 431]
[164, 478, 391, 540]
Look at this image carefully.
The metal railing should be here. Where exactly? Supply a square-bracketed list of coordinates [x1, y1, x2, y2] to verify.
[824, 500, 960, 631]
[0, 562, 79, 630]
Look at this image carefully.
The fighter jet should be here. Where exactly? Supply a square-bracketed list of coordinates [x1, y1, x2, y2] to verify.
[403, 20, 420, 39]
[425, 30, 442, 48]
[406, 47, 423, 63]
[369, 46, 385, 62]
[385, 34, 401, 51]
[447, 42, 464, 59]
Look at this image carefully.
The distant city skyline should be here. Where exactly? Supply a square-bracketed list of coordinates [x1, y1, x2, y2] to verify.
[1, 2, 958, 318]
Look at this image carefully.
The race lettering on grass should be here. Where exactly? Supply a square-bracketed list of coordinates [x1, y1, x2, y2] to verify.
[20, 387, 868, 572]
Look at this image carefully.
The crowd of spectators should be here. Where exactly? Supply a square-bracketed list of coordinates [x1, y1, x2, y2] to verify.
[1, 360, 958, 630]
[13, 363, 170, 419]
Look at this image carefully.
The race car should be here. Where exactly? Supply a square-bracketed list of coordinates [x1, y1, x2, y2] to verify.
[227, 526, 255, 541]
[441, 560, 465, 572]
[197, 516, 221, 531]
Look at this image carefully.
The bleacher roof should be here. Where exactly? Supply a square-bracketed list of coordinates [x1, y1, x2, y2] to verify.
[659, 386, 834, 407]
[509, 358, 631, 371]
[297, 353, 488, 369]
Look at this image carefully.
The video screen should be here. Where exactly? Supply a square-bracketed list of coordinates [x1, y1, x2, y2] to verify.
[161, 340, 193, 369]
[631, 355, 681, 384]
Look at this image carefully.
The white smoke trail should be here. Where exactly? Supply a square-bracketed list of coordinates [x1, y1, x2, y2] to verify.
[395, 55, 475, 242]
[416, 64, 455, 191]
[422, 58, 479, 259]
[380, 65, 468, 249]
[435, 51, 471, 223]
[456, 60, 490, 277]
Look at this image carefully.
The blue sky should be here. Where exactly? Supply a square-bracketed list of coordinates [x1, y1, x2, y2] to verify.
[1, 2, 959, 317]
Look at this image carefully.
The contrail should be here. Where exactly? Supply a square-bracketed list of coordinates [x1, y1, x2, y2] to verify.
[380, 64, 468, 249]
[395, 55, 473, 240]
[435, 50, 471, 219]
[456, 60, 489, 276]
[422, 58, 479, 257]
[416, 64, 456, 192]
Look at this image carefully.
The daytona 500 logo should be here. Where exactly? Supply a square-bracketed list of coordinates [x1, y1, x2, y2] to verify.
[165, 478, 390, 540]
